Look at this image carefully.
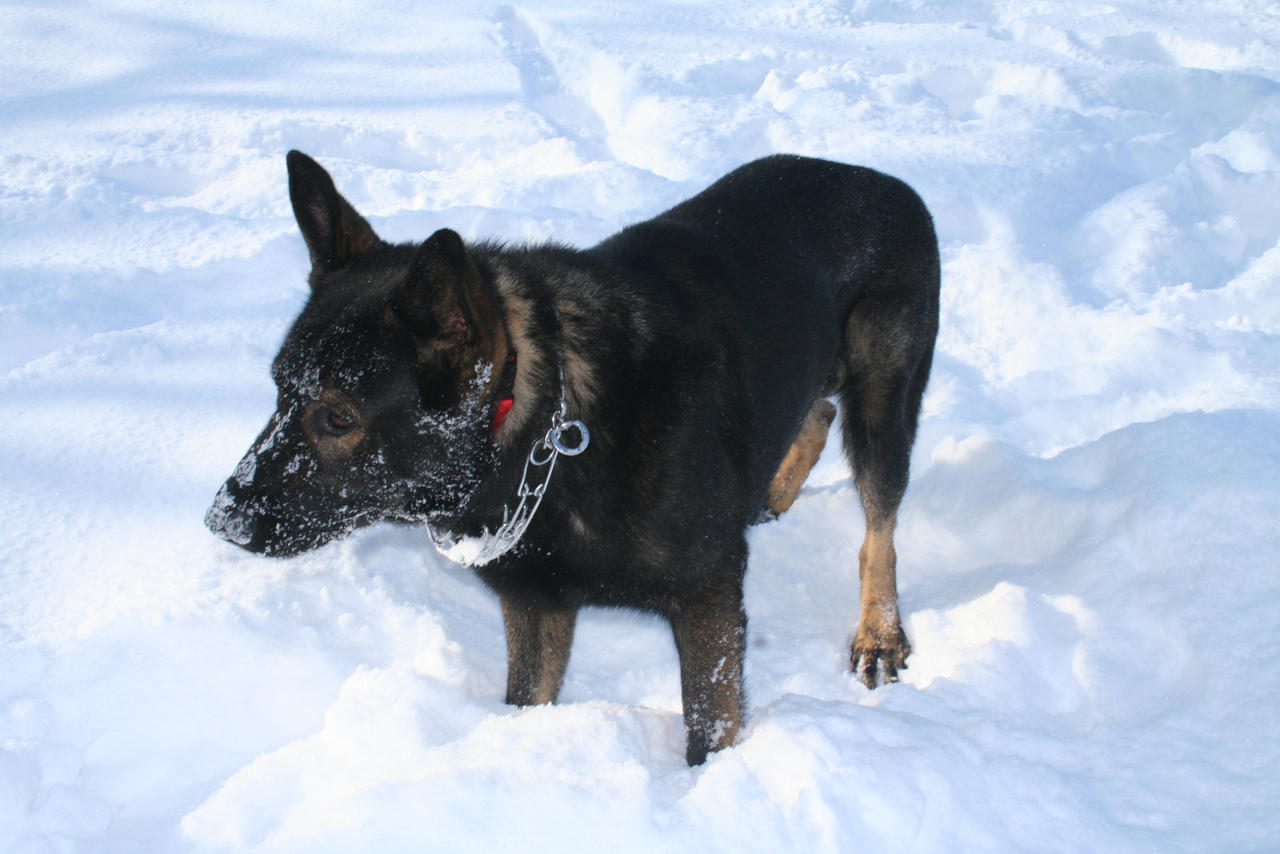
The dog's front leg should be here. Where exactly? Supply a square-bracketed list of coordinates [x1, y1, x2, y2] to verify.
[669, 591, 747, 765]
[500, 594, 578, 706]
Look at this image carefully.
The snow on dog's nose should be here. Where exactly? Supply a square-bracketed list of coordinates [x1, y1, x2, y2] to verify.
[204, 480, 257, 547]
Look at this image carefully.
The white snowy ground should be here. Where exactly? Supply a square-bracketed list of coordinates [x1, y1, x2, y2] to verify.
[2, 1, 1279, 851]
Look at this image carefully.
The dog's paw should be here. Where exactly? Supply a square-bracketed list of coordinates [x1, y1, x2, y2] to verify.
[750, 507, 779, 526]
[851, 625, 910, 689]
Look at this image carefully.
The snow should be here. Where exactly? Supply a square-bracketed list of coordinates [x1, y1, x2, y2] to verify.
[2, 1, 1279, 851]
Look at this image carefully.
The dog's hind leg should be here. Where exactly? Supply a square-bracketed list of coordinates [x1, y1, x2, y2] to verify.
[840, 294, 935, 689]
[501, 594, 578, 705]
[669, 579, 747, 765]
[764, 398, 837, 518]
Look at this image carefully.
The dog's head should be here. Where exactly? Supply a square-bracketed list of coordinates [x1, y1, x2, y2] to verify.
[206, 151, 511, 557]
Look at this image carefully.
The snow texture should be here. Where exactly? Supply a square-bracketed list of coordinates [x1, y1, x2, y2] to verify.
[2, 1, 1279, 852]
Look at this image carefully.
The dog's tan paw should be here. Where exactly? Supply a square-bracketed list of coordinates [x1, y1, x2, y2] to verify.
[851, 624, 910, 688]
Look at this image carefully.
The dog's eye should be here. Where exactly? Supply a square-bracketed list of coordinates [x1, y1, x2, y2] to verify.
[315, 406, 357, 437]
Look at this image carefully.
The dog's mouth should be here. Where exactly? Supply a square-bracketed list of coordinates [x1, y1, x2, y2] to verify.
[204, 479, 379, 558]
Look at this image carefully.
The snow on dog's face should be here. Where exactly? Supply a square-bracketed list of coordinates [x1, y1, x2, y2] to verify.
[205, 151, 508, 557]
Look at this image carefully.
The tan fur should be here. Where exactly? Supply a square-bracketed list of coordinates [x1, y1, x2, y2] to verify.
[488, 267, 601, 444]
[500, 596, 576, 705]
[477, 316, 511, 398]
[548, 282, 601, 417]
[766, 398, 837, 516]
[559, 332, 598, 416]
[852, 516, 910, 681]
[489, 266, 549, 444]
[671, 600, 746, 759]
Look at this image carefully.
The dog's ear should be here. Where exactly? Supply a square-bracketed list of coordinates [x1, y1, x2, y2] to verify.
[395, 228, 504, 359]
[286, 150, 383, 276]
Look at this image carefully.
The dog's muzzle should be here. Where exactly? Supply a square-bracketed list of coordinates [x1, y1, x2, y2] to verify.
[204, 482, 257, 547]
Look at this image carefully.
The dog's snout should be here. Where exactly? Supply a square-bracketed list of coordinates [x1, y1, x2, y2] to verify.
[204, 481, 257, 547]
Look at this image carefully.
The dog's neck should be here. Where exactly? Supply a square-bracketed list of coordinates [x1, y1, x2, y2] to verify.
[430, 308, 590, 566]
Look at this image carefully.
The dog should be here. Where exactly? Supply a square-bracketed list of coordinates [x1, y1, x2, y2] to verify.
[206, 151, 939, 765]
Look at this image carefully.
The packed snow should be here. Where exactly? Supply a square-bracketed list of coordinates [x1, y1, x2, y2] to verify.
[3, 1, 1279, 852]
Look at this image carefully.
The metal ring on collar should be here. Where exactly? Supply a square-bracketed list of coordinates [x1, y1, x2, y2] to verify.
[551, 420, 590, 456]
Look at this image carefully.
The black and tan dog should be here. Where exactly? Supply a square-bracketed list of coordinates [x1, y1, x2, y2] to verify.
[206, 151, 939, 765]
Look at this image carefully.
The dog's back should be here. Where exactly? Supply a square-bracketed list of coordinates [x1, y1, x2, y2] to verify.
[586, 154, 939, 535]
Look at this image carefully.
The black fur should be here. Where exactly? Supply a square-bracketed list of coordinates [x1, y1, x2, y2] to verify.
[206, 151, 940, 765]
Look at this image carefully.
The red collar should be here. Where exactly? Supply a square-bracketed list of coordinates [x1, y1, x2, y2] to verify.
[490, 352, 517, 433]
[491, 397, 514, 433]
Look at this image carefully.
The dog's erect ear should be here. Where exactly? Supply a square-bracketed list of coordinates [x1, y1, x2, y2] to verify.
[286, 150, 383, 276]
[395, 228, 504, 359]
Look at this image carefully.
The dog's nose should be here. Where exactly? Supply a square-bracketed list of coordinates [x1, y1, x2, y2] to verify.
[204, 481, 257, 547]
